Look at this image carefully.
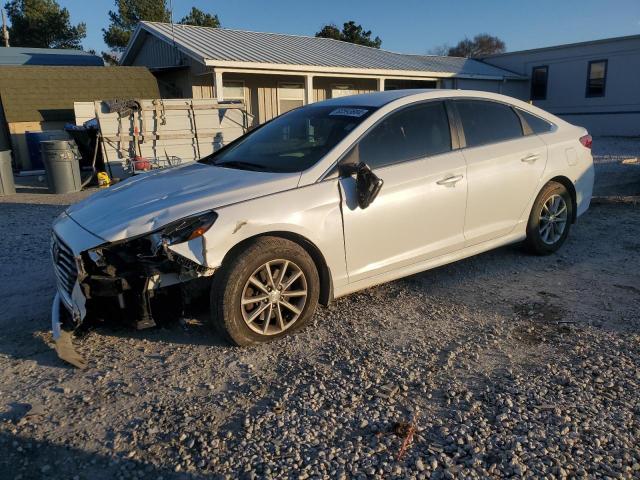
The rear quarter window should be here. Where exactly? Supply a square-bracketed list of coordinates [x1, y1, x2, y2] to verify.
[456, 100, 523, 148]
[518, 109, 554, 134]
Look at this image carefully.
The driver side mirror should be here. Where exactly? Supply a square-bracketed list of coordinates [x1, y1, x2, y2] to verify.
[339, 145, 383, 209]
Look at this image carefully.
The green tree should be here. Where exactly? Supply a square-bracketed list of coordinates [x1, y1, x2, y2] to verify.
[447, 34, 506, 58]
[315, 24, 341, 41]
[103, 0, 170, 53]
[5, 0, 86, 49]
[316, 21, 382, 48]
[179, 7, 220, 28]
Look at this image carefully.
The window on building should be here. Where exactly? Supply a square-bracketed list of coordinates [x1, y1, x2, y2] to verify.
[517, 109, 554, 135]
[331, 85, 356, 98]
[358, 101, 451, 169]
[530, 66, 548, 100]
[586, 60, 607, 97]
[223, 81, 245, 101]
[278, 83, 304, 114]
[456, 100, 523, 148]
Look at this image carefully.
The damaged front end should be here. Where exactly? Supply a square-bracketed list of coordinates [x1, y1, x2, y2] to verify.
[51, 211, 218, 366]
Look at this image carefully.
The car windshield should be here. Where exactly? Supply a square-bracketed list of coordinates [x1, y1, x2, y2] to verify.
[201, 105, 377, 173]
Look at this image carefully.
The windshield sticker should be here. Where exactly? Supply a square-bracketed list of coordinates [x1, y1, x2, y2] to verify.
[329, 108, 369, 118]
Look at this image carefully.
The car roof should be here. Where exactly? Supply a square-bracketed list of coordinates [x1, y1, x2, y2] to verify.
[315, 89, 568, 126]
[318, 89, 435, 107]
[317, 88, 527, 108]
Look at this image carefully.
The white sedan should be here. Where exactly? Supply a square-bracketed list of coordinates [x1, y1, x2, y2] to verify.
[51, 90, 594, 348]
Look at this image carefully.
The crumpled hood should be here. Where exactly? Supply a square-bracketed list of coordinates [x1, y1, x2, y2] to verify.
[66, 163, 300, 242]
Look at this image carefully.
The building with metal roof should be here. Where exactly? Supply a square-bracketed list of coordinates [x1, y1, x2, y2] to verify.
[483, 34, 640, 135]
[0, 46, 104, 66]
[121, 22, 525, 126]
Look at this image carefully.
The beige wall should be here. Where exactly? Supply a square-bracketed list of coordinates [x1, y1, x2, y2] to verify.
[152, 58, 212, 99]
[222, 72, 310, 125]
[222, 74, 380, 126]
[156, 69, 377, 125]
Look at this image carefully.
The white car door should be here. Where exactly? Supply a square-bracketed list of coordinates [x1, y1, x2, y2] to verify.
[455, 100, 547, 245]
[339, 101, 468, 283]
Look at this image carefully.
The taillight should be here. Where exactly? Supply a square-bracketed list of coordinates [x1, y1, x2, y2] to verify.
[579, 134, 592, 149]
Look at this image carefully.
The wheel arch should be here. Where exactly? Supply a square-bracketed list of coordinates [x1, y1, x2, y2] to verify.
[219, 231, 334, 306]
[546, 175, 577, 223]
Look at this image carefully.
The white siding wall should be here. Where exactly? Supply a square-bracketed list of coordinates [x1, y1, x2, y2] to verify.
[484, 37, 640, 135]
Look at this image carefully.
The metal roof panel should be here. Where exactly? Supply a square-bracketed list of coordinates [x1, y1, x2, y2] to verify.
[135, 22, 523, 79]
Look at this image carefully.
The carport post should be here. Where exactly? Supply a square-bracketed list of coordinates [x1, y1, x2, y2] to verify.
[304, 74, 314, 105]
[214, 69, 224, 101]
[377, 77, 386, 91]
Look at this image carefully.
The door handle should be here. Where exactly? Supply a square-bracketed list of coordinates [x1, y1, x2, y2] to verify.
[521, 153, 540, 163]
[436, 174, 464, 186]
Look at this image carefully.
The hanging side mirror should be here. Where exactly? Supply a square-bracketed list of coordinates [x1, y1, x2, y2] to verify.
[340, 155, 384, 210]
[355, 162, 383, 209]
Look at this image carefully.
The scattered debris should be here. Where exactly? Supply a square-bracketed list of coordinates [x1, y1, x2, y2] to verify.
[376, 383, 399, 400]
[53, 330, 87, 369]
[18, 403, 46, 425]
[395, 419, 416, 461]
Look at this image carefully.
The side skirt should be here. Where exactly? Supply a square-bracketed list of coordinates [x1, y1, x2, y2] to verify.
[333, 230, 527, 298]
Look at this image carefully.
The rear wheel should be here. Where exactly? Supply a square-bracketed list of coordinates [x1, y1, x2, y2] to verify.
[525, 181, 573, 255]
[210, 237, 320, 346]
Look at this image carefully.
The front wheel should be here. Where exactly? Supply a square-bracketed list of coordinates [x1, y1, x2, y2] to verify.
[525, 181, 573, 255]
[210, 237, 320, 346]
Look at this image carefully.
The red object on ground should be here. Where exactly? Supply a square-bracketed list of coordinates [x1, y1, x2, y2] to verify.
[133, 157, 151, 171]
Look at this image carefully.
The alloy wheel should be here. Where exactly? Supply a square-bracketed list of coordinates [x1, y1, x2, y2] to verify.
[539, 194, 568, 245]
[240, 259, 308, 335]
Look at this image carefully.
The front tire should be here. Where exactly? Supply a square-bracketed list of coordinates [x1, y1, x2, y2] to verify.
[525, 181, 573, 255]
[210, 236, 320, 346]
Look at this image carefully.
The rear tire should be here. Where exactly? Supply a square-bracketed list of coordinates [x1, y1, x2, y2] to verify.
[210, 236, 320, 346]
[525, 181, 573, 255]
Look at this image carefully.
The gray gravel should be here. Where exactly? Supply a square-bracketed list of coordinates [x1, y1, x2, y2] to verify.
[0, 137, 639, 479]
[592, 136, 640, 196]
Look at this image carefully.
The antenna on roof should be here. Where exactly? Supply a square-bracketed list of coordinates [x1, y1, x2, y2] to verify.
[2, 9, 10, 47]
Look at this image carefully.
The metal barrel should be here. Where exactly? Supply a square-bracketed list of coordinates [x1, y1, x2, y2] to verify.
[0, 150, 15, 196]
[41, 140, 82, 194]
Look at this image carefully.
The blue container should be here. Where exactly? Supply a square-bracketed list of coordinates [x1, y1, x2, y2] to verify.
[25, 131, 69, 170]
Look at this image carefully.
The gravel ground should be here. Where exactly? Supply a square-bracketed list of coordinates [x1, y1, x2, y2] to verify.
[0, 138, 639, 479]
[592, 136, 640, 196]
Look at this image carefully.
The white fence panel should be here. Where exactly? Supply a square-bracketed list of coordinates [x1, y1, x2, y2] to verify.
[74, 98, 249, 177]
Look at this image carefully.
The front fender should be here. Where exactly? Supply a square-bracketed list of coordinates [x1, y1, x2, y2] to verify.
[167, 180, 349, 290]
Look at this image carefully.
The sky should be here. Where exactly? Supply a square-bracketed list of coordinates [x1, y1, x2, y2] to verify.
[55, 0, 640, 55]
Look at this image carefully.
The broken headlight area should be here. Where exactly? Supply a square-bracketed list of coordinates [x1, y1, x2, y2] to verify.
[161, 210, 218, 245]
[77, 211, 217, 330]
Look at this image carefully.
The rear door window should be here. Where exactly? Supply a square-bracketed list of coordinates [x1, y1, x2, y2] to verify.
[518, 109, 554, 134]
[456, 100, 523, 148]
[359, 101, 451, 169]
